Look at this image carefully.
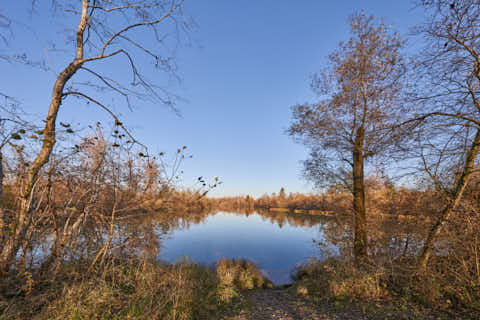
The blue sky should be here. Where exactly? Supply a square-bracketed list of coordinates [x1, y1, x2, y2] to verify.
[1, 1, 424, 197]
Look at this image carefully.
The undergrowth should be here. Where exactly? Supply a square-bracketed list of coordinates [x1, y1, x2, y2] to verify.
[293, 257, 480, 318]
[0, 257, 271, 320]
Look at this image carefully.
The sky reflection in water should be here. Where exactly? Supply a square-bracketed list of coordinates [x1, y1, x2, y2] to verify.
[157, 211, 337, 284]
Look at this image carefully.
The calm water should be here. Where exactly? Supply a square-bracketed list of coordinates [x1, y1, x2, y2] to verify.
[27, 210, 423, 285]
[156, 211, 338, 284]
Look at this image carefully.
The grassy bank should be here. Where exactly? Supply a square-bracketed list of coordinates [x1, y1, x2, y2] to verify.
[2, 255, 478, 319]
[292, 257, 480, 319]
[0, 257, 271, 320]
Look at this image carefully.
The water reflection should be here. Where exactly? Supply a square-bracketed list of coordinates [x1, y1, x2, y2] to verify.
[156, 211, 338, 284]
[25, 208, 429, 286]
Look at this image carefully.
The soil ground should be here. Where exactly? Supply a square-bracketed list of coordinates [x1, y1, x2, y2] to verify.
[221, 288, 460, 320]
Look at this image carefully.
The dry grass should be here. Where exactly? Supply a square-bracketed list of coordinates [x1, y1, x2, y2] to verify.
[216, 258, 273, 303]
[293, 258, 388, 301]
[0, 256, 272, 320]
[293, 256, 480, 317]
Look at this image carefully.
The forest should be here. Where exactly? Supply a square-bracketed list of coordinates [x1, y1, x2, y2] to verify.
[1, 0, 480, 319]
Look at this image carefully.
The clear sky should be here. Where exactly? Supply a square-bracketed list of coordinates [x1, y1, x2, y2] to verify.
[0, 1, 424, 197]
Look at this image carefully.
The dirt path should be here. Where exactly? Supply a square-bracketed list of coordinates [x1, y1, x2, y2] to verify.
[222, 288, 448, 320]
[244, 289, 329, 320]
[225, 288, 378, 320]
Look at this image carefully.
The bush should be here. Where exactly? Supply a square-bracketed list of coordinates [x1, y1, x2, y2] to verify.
[293, 258, 387, 301]
[216, 258, 273, 303]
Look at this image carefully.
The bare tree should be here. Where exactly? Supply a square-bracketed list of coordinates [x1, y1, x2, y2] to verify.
[410, 0, 480, 272]
[0, 96, 30, 256]
[288, 13, 408, 263]
[0, 0, 190, 271]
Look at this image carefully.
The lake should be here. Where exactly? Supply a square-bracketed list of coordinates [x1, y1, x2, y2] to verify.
[155, 211, 340, 284]
[28, 209, 420, 285]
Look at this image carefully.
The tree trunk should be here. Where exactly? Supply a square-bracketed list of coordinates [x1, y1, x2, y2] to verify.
[0, 61, 83, 270]
[418, 128, 480, 272]
[353, 126, 368, 264]
[0, 0, 89, 271]
[0, 151, 6, 255]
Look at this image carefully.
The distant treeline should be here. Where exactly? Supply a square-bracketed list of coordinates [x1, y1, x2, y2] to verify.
[210, 177, 480, 220]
